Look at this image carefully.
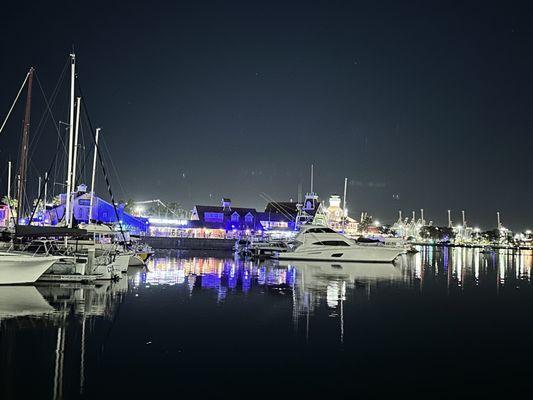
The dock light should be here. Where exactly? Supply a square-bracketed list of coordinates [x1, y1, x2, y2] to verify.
[134, 206, 144, 214]
[474, 227, 480, 233]
[374, 220, 380, 227]
[526, 230, 532, 235]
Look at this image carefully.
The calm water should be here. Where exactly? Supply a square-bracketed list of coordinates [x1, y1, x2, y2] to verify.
[1, 247, 533, 399]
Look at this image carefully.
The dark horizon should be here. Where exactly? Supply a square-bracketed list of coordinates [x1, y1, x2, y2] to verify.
[1, 1, 532, 230]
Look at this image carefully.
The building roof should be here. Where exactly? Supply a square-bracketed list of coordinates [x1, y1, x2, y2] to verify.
[264, 202, 299, 215]
[195, 205, 257, 216]
[193, 205, 262, 230]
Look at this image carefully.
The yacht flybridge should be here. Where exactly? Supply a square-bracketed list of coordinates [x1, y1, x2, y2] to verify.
[275, 225, 404, 263]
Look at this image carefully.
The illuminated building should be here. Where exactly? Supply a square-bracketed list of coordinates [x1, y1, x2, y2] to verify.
[325, 195, 358, 234]
[45, 185, 148, 235]
[189, 198, 263, 238]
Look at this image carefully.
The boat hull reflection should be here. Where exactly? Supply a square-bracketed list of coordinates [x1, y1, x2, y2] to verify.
[0, 286, 54, 319]
[278, 260, 401, 281]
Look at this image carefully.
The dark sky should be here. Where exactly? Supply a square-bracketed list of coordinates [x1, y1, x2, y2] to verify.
[1, 1, 533, 229]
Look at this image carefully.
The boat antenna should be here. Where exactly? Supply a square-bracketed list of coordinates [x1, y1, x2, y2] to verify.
[310, 164, 314, 194]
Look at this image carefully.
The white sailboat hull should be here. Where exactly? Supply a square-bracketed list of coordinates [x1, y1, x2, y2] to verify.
[276, 246, 403, 263]
[0, 253, 62, 284]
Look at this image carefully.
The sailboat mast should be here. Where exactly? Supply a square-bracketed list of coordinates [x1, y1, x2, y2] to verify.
[342, 177, 347, 232]
[88, 128, 100, 222]
[7, 161, 11, 200]
[65, 53, 76, 226]
[44, 172, 48, 205]
[71, 96, 81, 213]
[16, 67, 34, 224]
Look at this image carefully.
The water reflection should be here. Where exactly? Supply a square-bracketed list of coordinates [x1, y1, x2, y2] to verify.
[0, 279, 128, 399]
[2, 247, 533, 398]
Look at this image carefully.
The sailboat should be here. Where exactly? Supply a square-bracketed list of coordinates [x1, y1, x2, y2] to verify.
[0, 67, 72, 284]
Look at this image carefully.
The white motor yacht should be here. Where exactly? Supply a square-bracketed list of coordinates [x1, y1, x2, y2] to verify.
[275, 225, 404, 263]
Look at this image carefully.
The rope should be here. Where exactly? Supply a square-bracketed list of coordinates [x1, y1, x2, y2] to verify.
[0, 70, 30, 136]
[101, 136, 127, 199]
[76, 79, 126, 245]
[29, 65, 68, 158]
[259, 192, 295, 222]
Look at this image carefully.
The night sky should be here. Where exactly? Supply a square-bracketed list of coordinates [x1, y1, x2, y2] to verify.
[1, 1, 532, 229]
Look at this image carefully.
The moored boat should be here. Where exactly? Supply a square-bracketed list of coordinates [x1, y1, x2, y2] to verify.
[275, 225, 404, 263]
[0, 252, 64, 285]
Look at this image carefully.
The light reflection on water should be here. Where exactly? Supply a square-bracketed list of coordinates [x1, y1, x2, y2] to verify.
[1, 247, 533, 398]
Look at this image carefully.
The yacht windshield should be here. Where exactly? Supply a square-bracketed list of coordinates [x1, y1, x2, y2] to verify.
[312, 240, 350, 246]
[304, 227, 337, 234]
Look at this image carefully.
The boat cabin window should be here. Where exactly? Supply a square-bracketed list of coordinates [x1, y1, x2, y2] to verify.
[312, 240, 350, 246]
[304, 227, 337, 234]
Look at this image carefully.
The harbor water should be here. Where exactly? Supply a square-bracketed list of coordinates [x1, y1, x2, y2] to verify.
[1, 247, 533, 398]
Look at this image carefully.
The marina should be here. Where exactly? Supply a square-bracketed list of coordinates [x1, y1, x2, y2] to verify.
[2, 249, 533, 398]
[2, 1, 533, 398]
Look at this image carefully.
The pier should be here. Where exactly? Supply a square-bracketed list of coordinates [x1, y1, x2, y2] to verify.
[141, 236, 235, 251]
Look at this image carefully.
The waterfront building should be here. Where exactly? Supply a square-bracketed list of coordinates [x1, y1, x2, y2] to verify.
[191, 198, 263, 236]
[147, 198, 300, 239]
[324, 194, 358, 234]
[45, 185, 148, 235]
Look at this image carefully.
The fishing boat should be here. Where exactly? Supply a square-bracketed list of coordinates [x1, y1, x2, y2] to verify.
[0, 252, 64, 284]
[14, 225, 120, 281]
[275, 225, 404, 263]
